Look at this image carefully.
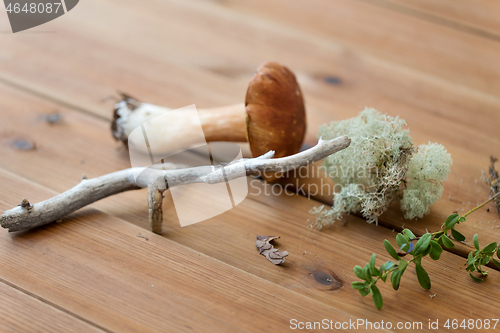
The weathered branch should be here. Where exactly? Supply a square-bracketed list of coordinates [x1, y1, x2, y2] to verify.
[0, 136, 350, 233]
[148, 180, 166, 234]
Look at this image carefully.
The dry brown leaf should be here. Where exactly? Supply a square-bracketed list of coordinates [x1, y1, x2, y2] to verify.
[256, 235, 289, 265]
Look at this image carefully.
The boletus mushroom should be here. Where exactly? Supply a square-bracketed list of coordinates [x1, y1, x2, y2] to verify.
[112, 62, 306, 163]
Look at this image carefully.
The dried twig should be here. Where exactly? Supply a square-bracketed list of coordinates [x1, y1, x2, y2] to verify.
[137, 232, 149, 241]
[482, 156, 500, 214]
[148, 183, 165, 234]
[0, 136, 350, 233]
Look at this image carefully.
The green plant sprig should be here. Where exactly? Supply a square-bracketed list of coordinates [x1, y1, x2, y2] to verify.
[466, 235, 500, 282]
[353, 192, 500, 309]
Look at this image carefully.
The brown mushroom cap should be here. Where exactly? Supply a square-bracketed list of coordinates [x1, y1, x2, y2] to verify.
[245, 62, 306, 160]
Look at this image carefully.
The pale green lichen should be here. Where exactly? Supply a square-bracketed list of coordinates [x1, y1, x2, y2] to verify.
[310, 108, 452, 229]
[400, 143, 452, 219]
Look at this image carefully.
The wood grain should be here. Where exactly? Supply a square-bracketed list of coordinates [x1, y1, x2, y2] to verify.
[0, 20, 499, 254]
[0, 169, 373, 332]
[0, 80, 498, 328]
[216, 0, 500, 96]
[376, 0, 500, 39]
[0, 0, 498, 126]
[1, 0, 500, 330]
[0, 281, 105, 333]
[1, 166, 500, 331]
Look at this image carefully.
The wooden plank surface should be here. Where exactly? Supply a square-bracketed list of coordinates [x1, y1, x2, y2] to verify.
[0, 0, 499, 251]
[1, 0, 500, 331]
[0, 170, 362, 333]
[0, 71, 498, 258]
[216, 0, 500, 96]
[1, 0, 499, 124]
[0, 69, 499, 331]
[0, 281, 105, 333]
[1, 162, 500, 331]
[376, 0, 500, 38]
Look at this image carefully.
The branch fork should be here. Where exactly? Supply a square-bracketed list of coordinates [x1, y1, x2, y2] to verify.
[1, 136, 350, 233]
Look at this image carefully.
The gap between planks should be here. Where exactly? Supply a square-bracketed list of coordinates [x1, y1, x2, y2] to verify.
[0, 276, 113, 333]
[356, 0, 500, 43]
[0, 73, 109, 122]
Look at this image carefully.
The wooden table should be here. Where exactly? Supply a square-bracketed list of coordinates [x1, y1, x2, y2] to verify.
[1, 0, 500, 332]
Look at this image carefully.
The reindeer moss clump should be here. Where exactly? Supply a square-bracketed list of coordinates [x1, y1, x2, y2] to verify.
[400, 143, 452, 219]
[310, 108, 452, 229]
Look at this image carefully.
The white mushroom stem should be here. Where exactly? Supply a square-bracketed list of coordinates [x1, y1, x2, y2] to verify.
[0, 136, 350, 233]
[113, 99, 247, 155]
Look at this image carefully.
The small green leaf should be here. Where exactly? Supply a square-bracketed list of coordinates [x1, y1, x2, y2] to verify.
[370, 285, 383, 310]
[442, 234, 455, 248]
[384, 260, 396, 271]
[451, 229, 466, 242]
[446, 215, 458, 229]
[352, 281, 367, 290]
[415, 262, 431, 290]
[359, 288, 370, 297]
[354, 265, 365, 280]
[445, 213, 458, 227]
[379, 262, 386, 272]
[396, 233, 409, 249]
[368, 254, 376, 269]
[363, 265, 372, 282]
[492, 258, 500, 269]
[482, 242, 497, 255]
[390, 270, 401, 290]
[368, 254, 379, 276]
[384, 240, 400, 260]
[467, 251, 475, 268]
[379, 262, 387, 275]
[429, 240, 443, 260]
[398, 259, 408, 272]
[481, 256, 490, 266]
[422, 244, 432, 257]
[414, 233, 431, 255]
[497, 247, 500, 259]
[446, 214, 458, 229]
[473, 234, 480, 250]
[402, 229, 416, 240]
[469, 272, 483, 282]
[379, 261, 393, 280]
[459, 216, 466, 222]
